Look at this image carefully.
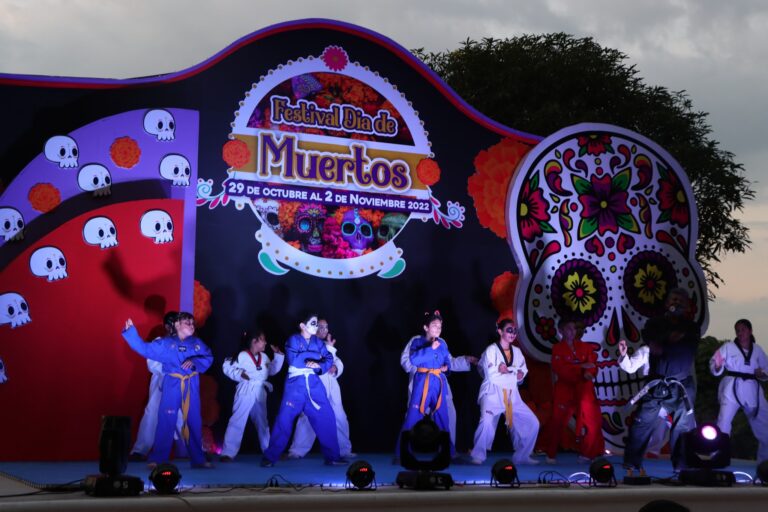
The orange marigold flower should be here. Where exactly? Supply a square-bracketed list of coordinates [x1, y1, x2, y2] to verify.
[468, 138, 533, 239]
[222, 139, 251, 168]
[193, 280, 212, 327]
[490, 271, 518, 319]
[110, 136, 141, 169]
[278, 201, 301, 233]
[416, 158, 441, 186]
[28, 183, 61, 213]
[287, 240, 301, 250]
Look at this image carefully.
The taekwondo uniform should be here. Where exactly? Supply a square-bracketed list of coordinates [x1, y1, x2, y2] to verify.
[710, 340, 768, 461]
[122, 326, 213, 466]
[288, 342, 353, 458]
[220, 349, 285, 458]
[131, 359, 187, 458]
[619, 315, 699, 470]
[262, 333, 342, 465]
[400, 336, 472, 446]
[543, 339, 604, 460]
[399, 336, 454, 455]
[469, 342, 539, 464]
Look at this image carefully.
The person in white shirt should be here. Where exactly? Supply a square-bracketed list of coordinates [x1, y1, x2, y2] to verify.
[710, 318, 768, 461]
[288, 318, 355, 458]
[469, 318, 539, 465]
[219, 328, 284, 461]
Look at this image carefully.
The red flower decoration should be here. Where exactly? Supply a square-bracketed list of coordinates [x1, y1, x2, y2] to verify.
[490, 271, 518, 318]
[110, 136, 141, 168]
[535, 315, 556, 340]
[193, 280, 212, 328]
[321, 46, 349, 72]
[28, 183, 61, 213]
[518, 174, 553, 242]
[577, 133, 614, 156]
[416, 158, 441, 186]
[656, 165, 690, 227]
[468, 138, 533, 239]
[574, 169, 639, 238]
[222, 139, 251, 168]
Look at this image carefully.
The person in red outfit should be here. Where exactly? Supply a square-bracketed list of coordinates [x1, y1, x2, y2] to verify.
[543, 319, 605, 463]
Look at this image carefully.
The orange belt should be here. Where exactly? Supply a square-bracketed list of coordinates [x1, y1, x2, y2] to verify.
[417, 368, 443, 414]
[503, 388, 514, 428]
[168, 371, 198, 443]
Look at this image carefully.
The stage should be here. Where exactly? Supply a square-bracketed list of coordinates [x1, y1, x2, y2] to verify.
[2, 453, 767, 511]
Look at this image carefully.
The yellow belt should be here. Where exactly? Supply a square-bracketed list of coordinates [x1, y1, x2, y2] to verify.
[168, 371, 198, 443]
[502, 388, 514, 428]
[416, 368, 443, 415]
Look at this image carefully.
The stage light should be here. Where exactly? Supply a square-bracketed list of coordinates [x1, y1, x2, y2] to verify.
[346, 460, 376, 490]
[683, 423, 730, 469]
[588, 458, 617, 487]
[149, 463, 181, 494]
[98, 416, 131, 476]
[755, 460, 768, 486]
[490, 459, 519, 487]
[396, 417, 454, 490]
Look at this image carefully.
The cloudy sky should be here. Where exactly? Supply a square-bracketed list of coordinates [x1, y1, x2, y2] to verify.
[1, 0, 766, 345]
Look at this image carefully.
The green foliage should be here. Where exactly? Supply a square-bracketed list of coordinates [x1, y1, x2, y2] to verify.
[413, 34, 753, 293]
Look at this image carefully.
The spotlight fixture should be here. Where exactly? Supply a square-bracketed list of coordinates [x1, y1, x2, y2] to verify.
[754, 460, 768, 486]
[149, 463, 182, 494]
[490, 459, 519, 487]
[680, 423, 734, 486]
[84, 416, 143, 497]
[346, 460, 376, 490]
[588, 458, 617, 487]
[396, 416, 454, 490]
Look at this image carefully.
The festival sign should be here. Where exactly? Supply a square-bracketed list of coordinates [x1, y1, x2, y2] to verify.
[197, 45, 465, 279]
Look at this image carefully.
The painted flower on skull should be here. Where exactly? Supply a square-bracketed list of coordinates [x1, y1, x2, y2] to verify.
[550, 258, 607, 327]
[574, 169, 639, 239]
[623, 250, 678, 318]
[577, 133, 614, 157]
[518, 173, 554, 242]
[657, 164, 690, 228]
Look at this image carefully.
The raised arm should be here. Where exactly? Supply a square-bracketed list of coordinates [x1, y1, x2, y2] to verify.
[268, 352, 285, 376]
[709, 344, 727, 377]
[617, 341, 649, 374]
[121, 324, 176, 363]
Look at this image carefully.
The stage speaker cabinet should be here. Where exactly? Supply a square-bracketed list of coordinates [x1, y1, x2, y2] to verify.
[396, 470, 454, 490]
[84, 474, 144, 497]
[678, 468, 735, 487]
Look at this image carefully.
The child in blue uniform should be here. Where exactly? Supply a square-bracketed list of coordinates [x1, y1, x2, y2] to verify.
[261, 313, 346, 467]
[121, 312, 213, 468]
[398, 311, 454, 455]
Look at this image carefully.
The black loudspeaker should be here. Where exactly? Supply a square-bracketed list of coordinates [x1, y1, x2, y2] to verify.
[99, 416, 131, 476]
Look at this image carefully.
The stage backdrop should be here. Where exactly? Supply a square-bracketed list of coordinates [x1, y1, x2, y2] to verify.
[0, 19, 707, 461]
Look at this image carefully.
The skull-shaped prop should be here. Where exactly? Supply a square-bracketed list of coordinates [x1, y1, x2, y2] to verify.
[83, 216, 118, 249]
[341, 208, 374, 253]
[143, 109, 176, 141]
[29, 246, 68, 281]
[159, 154, 191, 186]
[0, 357, 7, 383]
[293, 203, 326, 254]
[44, 135, 79, 168]
[377, 212, 407, 245]
[253, 199, 282, 236]
[507, 123, 709, 451]
[0, 292, 31, 328]
[140, 209, 174, 244]
[0, 207, 25, 241]
[77, 164, 112, 196]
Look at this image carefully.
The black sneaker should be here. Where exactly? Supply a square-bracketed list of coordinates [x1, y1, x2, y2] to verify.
[260, 458, 275, 468]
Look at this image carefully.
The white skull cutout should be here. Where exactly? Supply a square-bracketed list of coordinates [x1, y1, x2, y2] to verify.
[143, 109, 176, 141]
[0, 357, 7, 383]
[0, 292, 31, 328]
[83, 216, 118, 249]
[140, 209, 173, 244]
[29, 246, 68, 281]
[44, 135, 79, 168]
[0, 207, 25, 241]
[77, 164, 112, 196]
[159, 154, 191, 186]
[507, 123, 708, 452]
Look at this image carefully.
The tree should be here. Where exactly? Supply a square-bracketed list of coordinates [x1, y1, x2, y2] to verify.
[414, 34, 753, 292]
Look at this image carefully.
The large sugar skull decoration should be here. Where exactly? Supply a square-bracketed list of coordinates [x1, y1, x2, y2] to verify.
[292, 203, 326, 255]
[341, 208, 374, 253]
[377, 212, 408, 245]
[0, 207, 25, 241]
[508, 123, 708, 451]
